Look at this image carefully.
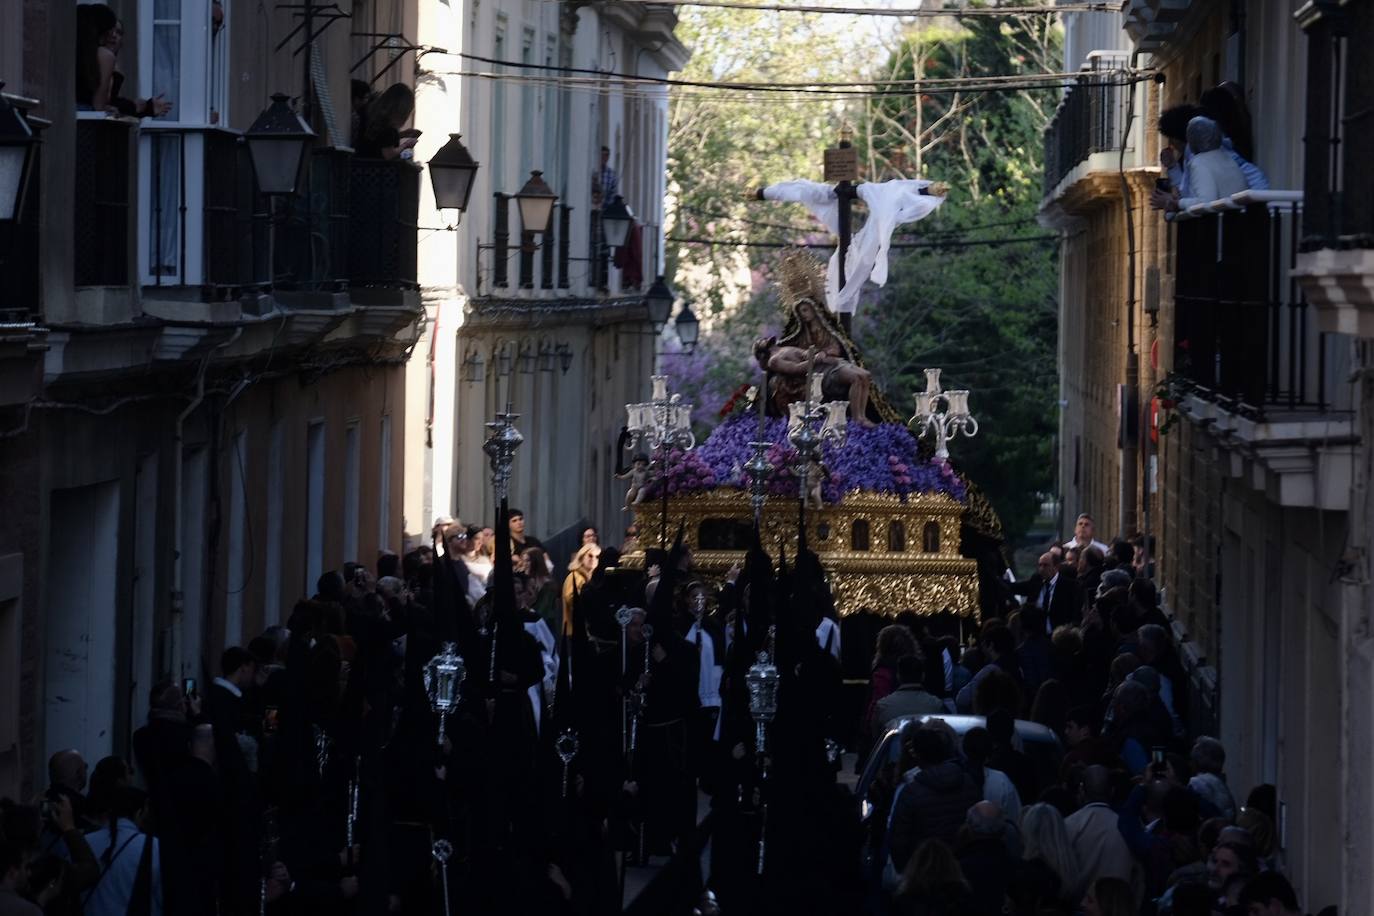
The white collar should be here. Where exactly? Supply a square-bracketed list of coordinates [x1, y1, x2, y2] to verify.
[212, 676, 243, 698]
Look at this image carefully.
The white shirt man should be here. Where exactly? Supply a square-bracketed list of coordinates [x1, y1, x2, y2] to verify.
[816, 616, 841, 660]
[1063, 513, 1109, 555]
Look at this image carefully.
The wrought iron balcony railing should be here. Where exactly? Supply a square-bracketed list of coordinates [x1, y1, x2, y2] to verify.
[1300, 0, 1374, 250]
[75, 114, 137, 288]
[347, 158, 420, 290]
[1171, 193, 1343, 416]
[1042, 53, 1132, 198]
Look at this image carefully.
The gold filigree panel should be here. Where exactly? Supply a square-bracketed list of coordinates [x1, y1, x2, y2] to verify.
[623, 488, 980, 616]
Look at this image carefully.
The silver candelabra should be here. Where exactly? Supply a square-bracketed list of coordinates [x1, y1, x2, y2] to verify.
[908, 368, 978, 461]
[787, 369, 848, 505]
[625, 375, 696, 546]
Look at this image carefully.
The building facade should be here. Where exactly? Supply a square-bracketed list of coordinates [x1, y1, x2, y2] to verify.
[0, 0, 424, 800]
[1042, 1, 1372, 911]
[404, 1, 689, 556]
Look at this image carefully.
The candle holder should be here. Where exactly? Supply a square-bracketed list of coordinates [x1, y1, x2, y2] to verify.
[907, 368, 979, 461]
[624, 374, 696, 547]
[787, 369, 848, 507]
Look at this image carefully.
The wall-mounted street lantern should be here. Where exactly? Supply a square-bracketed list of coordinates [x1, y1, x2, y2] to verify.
[514, 170, 557, 237]
[429, 132, 480, 215]
[602, 194, 633, 249]
[244, 93, 314, 197]
[0, 86, 36, 223]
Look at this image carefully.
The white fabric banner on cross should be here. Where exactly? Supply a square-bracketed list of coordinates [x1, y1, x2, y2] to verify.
[762, 178, 945, 314]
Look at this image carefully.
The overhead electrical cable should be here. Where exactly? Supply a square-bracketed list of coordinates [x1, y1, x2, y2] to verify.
[548, 0, 1116, 17]
[420, 50, 1151, 98]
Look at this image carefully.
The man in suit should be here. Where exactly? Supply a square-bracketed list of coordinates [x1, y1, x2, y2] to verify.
[1011, 551, 1082, 631]
[206, 646, 261, 913]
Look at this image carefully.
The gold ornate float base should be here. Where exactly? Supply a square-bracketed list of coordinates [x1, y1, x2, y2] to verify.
[620, 489, 980, 617]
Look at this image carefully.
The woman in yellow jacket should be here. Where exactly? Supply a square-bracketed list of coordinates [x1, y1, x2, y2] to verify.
[561, 543, 600, 633]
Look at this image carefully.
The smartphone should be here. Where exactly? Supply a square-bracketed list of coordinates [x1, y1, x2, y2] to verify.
[264, 705, 280, 735]
[1154, 177, 1171, 192]
[1151, 747, 1166, 765]
[182, 677, 197, 699]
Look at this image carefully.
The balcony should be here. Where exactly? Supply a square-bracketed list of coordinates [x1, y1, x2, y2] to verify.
[138, 125, 270, 313]
[1169, 191, 1354, 509]
[347, 158, 420, 298]
[1042, 54, 1133, 201]
[1293, 0, 1374, 337]
[476, 199, 659, 303]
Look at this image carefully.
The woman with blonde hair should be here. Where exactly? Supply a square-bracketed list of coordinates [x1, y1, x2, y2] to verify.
[1011, 802, 1083, 913]
[561, 542, 600, 632]
[894, 838, 975, 916]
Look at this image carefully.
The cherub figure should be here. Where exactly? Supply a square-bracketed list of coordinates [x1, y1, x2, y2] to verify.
[803, 457, 830, 510]
[617, 454, 651, 509]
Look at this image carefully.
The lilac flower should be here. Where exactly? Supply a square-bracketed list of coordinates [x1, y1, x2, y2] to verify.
[678, 414, 967, 504]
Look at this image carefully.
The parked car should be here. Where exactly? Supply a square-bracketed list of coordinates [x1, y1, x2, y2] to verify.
[856, 714, 1063, 824]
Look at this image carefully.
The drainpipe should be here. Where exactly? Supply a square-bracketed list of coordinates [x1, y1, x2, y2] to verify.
[1119, 49, 1143, 536]
[170, 327, 242, 680]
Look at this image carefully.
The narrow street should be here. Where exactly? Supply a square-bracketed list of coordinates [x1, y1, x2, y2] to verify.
[1, 1, 1371, 915]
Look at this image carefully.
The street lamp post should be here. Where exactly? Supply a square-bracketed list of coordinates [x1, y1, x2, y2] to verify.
[907, 368, 979, 460]
[624, 375, 695, 548]
[0, 86, 37, 225]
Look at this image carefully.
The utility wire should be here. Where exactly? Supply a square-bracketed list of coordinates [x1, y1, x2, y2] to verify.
[424, 50, 1148, 96]
[668, 235, 1056, 249]
[550, 0, 1116, 17]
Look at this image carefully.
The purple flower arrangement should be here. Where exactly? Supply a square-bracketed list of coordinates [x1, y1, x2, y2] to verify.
[641, 447, 721, 499]
[676, 414, 967, 505]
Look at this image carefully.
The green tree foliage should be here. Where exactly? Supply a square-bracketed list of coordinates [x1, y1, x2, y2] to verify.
[666, 9, 850, 317]
[855, 12, 1063, 542]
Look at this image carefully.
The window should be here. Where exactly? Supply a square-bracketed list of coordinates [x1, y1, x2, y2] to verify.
[544, 35, 560, 192]
[264, 421, 284, 623]
[305, 420, 325, 596]
[137, 0, 217, 286]
[698, 518, 753, 551]
[922, 521, 941, 553]
[851, 519, 870, 552]
[151, 0, 183, 117]
[378, 415, 392, 551]
[209, 0, 228, 125]
[888, 521, 906, 552]
[492, 21, 507, 202]
[343, 422, 360, 561]
[521, 29, 536, 179]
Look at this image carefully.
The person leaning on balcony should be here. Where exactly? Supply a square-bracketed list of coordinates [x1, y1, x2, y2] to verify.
[75, 4, 173, 118]
[355, 83, 418, 160]
[1149, 105, 1267, 215]
[1175, 117, 1249, 211]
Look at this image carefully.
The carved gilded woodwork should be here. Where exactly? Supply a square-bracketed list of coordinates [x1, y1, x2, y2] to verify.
[622, 488, 980, 617]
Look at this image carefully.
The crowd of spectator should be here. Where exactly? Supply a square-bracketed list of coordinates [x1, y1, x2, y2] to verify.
[859, 513, 1333, 916]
